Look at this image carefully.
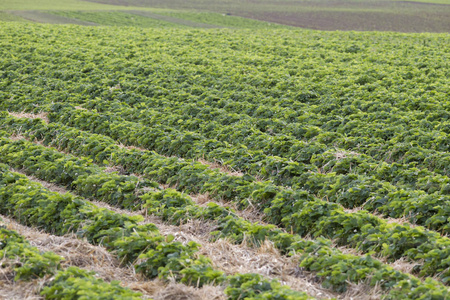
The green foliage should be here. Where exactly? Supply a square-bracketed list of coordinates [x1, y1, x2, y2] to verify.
[225, 274, 311, 300]
[0, 168, 215, 287]
[1, 21, 450, 299]
[41, 267, 143, 299]
[0, 137, 158, 210]
[0, 227, 62, 280]
[0, 167, 311, 297]
[0, 226, 143, 299]
[2, 113, 450, 294]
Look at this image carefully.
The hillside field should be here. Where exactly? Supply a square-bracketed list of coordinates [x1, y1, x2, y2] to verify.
[1, 1, 450, 299]
[0, 0, 449, 31]
[81, 0, 450, 32]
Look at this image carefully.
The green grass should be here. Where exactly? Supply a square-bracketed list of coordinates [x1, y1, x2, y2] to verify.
[396, 0, 450, 4]
[127, 10, 224, 28]
[9, 11, 99, 25]
[49, 11, 187, 27]
[0, 0, 157, 10]
[0, 11, 28, 22]
[157, 11, 289, 29]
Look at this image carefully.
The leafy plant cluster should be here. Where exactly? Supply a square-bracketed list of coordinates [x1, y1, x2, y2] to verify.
[143, 189, 450, 296]
[2, 113, 450, 284]
[0, 166, 219, 285]
[1, 24, 448, 180]
[1, 22, 449, 299]
[6, 96, 450, 237]
[5, 80, 450, 235]
[83, 97, 450, 198]
[2, 117, 450, 297]
[1, 24, 449, 232]
[0, 135, 159, 210]
[0, 225, 143, 299]
[0, 165, 314, 299]
[46, 103, 450, 233]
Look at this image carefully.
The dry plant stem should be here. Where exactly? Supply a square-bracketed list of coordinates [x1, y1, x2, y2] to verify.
[197, 158, 244, 177]
[189, 192, 266, 224]
[8, 111, 49, 123]
[153, 282, 225, 300]
[117, 142, 148, 152]
[7, 134, 27, 141]
[0, 263, 45, 300]
[0, 215, 155, 299]
[0, 215, 225, 300]
[319, 150, 361, 174]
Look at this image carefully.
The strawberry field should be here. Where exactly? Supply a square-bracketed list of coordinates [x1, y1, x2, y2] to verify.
[0, 21, 449, 299]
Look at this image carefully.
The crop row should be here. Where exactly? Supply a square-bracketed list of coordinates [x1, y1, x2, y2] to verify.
[109, 90, 450, 167]
[5, 100, 450, 236]
[0, 164, 314, 300]
[3, 24, 450, 223]
[146, 191, 450, 299]
[8, 97, 450, 201]
[5, 80, 450, 178]
[1, 115, 450, 284]
[1, 24, 447, 131]
[0, 225, 144, 299]
[83, 97, 450, 195]
[0, 134, 423, 294]
[1, 26, 449, 179]
[1, 135, 449, 298]
[40, 105, 450, 235]
[0, 136, 159, 210]
[6, 85, 450, 232]
[0, 164, 219, 286]
[53, 101, 450, 220]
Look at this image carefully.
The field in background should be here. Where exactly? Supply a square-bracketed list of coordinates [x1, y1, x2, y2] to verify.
[49, 11, 188, 27]
[0, 0, 285, 29]
[81, 0, 450, 32]
[0, 0, 449, 31]
[0, 0, 124, 10]
[9, 10, 99, 25]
